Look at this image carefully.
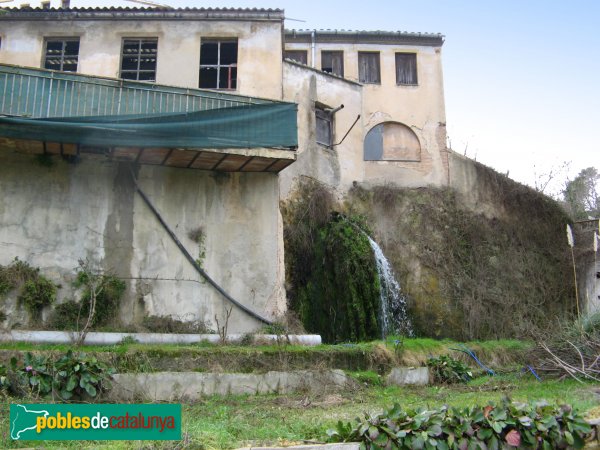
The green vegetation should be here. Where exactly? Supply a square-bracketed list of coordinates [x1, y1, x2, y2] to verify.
[141, 314, 213, 334]
[297, 214, 381, 342]
[9, 350, 113, 400]
[347, 176, 573, 340]
[0, 338, 532, 375]
[48, 270, 126, 330]
[327, 398, 592, 449]
[0, 374, 594, 449]
[18, 276, 57, 320]
[427, 355, 473, 384]
[282, 180, 382, 343]
[0, 258, 58, 321]
[74, 270, 126, 327]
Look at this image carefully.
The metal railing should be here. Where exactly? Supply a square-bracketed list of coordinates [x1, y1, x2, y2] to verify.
[0, 63, 275, 119]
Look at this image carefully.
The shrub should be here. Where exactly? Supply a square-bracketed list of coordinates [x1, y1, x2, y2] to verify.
[327, 399, 592, 449]
[0, 258, 58, 321]
[47, 300, 85, 330]
[74, 271, 126, 327]
[18, 276, 57, 319]
[427, 355, 473, 384]
[0, 257, 38, 297]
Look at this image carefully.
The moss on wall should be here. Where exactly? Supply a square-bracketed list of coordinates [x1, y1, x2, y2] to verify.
[347, 178, 573, 340]
[282, 181, 381, 343]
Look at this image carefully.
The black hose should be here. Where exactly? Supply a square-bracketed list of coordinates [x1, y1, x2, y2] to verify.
[129, 166, 273, 325]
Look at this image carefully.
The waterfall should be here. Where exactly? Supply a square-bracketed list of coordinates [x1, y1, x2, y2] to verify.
[367, 236, 414, 338]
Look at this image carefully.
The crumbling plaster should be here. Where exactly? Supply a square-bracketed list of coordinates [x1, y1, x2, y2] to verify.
[0, 19, 283, 99]
[0, 152, 285, 332]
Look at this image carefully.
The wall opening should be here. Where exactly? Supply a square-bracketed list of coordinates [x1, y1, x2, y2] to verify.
[364, 122, 421, 161]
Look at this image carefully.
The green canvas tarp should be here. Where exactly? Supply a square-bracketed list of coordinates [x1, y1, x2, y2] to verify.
[0, 102, 297, 149]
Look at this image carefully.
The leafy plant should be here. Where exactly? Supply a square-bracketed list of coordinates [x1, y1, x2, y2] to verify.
[261, 322, 287, 335]
[0, 257, 39, 297]
[327, 399, 592, 449]
[10, 351, 114, 400]
[12, 353, 54, 396]
[427, 355, 473, 384]
[53, 350, 114, 400]
[18, 276, 57, 319]
[0, 364, 10, 392]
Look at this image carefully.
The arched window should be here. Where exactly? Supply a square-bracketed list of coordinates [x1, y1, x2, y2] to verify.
[364, 122, 421, 161]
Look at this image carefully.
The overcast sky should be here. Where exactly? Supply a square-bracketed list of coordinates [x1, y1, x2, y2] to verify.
[8, 0, 599, 195]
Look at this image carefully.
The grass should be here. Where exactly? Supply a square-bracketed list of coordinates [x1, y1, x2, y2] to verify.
[1, 374, 597, 449]
[0, 338, 532, 372]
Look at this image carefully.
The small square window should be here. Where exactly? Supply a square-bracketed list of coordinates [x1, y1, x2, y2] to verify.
[200, 39, 238, 90]
[284, 50, 308, 65]
[316, 106, 333, 147]
[321, 51, 344, 77]
[396, 53, 418, 85]
[358, 52, 380, 84]
[120, 38, 158, 81]
[44, 38, 80, 72]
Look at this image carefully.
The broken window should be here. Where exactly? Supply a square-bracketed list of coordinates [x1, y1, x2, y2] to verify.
[120, 38, 158, 81]
[358, 52, 380, 84]
[199, 39, 238, 90]
[395, 53, 418, 85]
[44, 38, 79, 72]
[321, 51, 344, 77]
[316, 105, 333, 147]
[284, 50, 307, 65]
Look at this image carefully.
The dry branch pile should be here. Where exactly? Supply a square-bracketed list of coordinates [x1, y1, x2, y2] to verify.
[534, 313, 600, 382]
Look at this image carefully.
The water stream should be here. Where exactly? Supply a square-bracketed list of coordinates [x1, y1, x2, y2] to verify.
[367, 236, 414, 338]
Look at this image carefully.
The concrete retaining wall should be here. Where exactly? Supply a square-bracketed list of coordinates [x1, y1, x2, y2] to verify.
[109, 370, 354, 401]
[386, 367, 430, 386]
[0, 330, 322, 346]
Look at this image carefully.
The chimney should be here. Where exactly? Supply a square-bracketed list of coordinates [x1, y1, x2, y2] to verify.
[61, 0, 70, 8]
[41, 1, 50, 9]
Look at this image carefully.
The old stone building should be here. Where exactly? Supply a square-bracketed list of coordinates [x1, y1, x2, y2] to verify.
[0, 3, 450, 332]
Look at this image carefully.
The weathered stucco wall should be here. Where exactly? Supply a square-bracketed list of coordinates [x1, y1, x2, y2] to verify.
[280, 61, 362, 197]
[0, 152, 285, 332]
[281, 41, 448, 194]
[0, 18, 283, 99]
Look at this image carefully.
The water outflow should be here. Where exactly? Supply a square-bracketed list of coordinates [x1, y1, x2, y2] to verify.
[367, 236, 414, 338]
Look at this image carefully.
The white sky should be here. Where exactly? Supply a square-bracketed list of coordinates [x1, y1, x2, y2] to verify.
[5, 0, 599, 195]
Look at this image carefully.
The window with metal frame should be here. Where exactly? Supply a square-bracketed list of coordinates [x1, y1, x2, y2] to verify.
[358, 52, 380, 84]
[44, 38, 80, 72]
[321, 51, 344, 77]
[120, 38, 158, 82]
[395, 53, 418, 85]
[284, 50, 308, 65]
[199, 39, 238, 90]
[316, 106, 333, 147]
